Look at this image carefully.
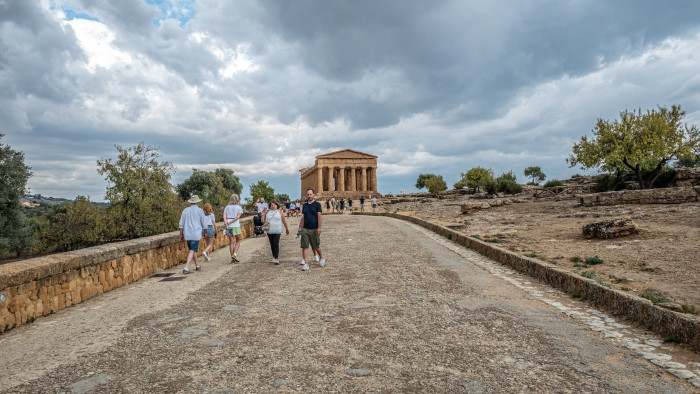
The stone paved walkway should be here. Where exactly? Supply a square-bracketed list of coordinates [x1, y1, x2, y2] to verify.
[0, 215, 698, 392]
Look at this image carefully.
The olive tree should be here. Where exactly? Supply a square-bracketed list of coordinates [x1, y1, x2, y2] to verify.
[567, 105, 699, 189]
[0, 134, 35, 256]
[97, 143, 180, 239]
[460, 167, 494, 192]
[177, 168, 243, 207]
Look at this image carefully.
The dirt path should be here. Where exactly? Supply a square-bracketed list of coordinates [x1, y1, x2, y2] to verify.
[1, 216, 698, 392]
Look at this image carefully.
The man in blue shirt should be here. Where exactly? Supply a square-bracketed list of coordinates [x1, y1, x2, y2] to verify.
[179, 195, 207, 274]
[297, 188, 325, 271]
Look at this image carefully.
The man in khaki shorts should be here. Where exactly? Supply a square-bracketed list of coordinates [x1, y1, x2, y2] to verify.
[298, 188, 325, 271]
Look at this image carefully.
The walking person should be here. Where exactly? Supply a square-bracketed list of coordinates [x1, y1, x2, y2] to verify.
[179, 195, 207, 274]
[297, 188, 325, 271]
[326, 199, 331, 212]
[340, 198, 345, 214]
[371, 195, 377, 212]
[261, 200, 289, 264]
[360, 196, 365, 213]
[348, 197, 353, 213]
[224, 193, 244, 263]
[202, 203, 218, 261]
[295, 200, 302, 217]
[285, 200, 291, 218]
[330, 196, 336, 213]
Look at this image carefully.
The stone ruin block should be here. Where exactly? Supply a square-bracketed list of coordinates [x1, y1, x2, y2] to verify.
[582, 218, 640, 239]
[461, 202, 491, 214]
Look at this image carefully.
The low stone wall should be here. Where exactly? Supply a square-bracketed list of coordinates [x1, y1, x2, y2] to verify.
[0, 218, 254, 334]
[361, 212, 700, 351]
[580, 186, 700, 206]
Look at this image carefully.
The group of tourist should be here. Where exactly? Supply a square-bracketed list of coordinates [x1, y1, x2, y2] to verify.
[178, 189, 327, 273]
[325, 195, 377, 214]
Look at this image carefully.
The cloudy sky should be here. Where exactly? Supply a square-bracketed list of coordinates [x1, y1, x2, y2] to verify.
[2, 0, 700, 201]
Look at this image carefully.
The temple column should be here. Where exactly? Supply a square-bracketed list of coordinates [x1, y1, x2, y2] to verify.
[361, 167, 367, 192]
[370, 167, 377, 192]
[317, 167, 324, 193]
[350, 167, 357, 191]
[339, 167, 345, 192]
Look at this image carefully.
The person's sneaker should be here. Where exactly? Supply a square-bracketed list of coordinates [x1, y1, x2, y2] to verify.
[314, 255, 320, 262]
[301, 263, 309, 271]
[299, 259, 306, 265]
[203, 251, 211, 261]
[269, 258, 276, 263]
[233, 253, 239, 263]
[319, 258, 325, 267]
[195, 265, 201, 271]
[273, 258, 280, 265]
[183, 268, 192, 274]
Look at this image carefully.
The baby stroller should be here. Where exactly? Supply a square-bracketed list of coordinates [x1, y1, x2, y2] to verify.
[253, 214, 265, 237]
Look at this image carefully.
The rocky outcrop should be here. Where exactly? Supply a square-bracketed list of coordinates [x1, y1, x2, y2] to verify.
[582, 219, 640, 239]
[672, 167, 700, 187]
[580, 186, 700, 206]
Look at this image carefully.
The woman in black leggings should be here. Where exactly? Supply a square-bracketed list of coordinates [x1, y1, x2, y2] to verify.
[261, 200, 289, 264]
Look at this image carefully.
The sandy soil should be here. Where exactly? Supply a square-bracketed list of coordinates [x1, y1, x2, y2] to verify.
[379, 195, 700, 310]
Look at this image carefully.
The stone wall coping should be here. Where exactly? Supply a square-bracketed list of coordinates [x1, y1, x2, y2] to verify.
[0, 218, 252, 291]
[359, 212, 700, 351]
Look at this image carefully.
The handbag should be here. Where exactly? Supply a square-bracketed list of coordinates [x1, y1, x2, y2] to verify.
[261, 211, 274, 231]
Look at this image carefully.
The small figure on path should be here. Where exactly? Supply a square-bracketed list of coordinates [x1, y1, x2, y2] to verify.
[348, 197, 353, 212]
[261, 200, 289, 264]
[224, 193, 244, 263]
[285, 200, 291, 218]
[340, 198, 345, 214]
[360, 196, 365, 213]
[371, 195, 377, 212]
[201, 203, 218, 261]
[326, 199, 330, 212]
[178, 195, 207, 274]
[330, 196, 336, 213]
[298, 188, 325, 271]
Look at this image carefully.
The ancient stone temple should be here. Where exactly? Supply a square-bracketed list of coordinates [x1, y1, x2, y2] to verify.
[300, 149, 379, 199]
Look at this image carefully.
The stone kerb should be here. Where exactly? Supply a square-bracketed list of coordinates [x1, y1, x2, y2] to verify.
[580, 186, 700, 206]
[359, 212, 700, 351]
[0, 218, 254, 334]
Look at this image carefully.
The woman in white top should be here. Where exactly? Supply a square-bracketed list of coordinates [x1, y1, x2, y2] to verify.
[223, 193, 244, 263]
[261, 200, 289, 264]
[201, 203, 217, 261]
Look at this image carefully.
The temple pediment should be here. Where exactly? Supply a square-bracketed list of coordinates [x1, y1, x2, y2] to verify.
[316, 149, 377, 160]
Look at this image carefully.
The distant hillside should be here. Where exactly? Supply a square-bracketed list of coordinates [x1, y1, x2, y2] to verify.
[23, 194, 70, 205]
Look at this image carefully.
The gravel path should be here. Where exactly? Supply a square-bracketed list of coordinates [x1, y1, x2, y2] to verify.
[0, 215, 697, 392]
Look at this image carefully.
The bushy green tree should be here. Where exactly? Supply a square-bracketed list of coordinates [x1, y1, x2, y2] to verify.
[460, 167, 494, 192]
[246, 180, 275, 207]
[483, 171, 523, 195]
[39, 196, 107, 251]
[275, 193, 290, 203]
[567, 105, 700, 189]
[177, 168, 243, 207]
[523, 166, 546, 185]
[424, 175, 447, 194]
[415, 173, 439, 189]
[0, 134, 35, 257]
[97, 143, 181, 239]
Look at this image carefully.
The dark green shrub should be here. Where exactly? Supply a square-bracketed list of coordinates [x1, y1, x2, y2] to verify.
[585, 255, 604, 265]
[543, 179, 564, 187]
[594, 173, 627, 192]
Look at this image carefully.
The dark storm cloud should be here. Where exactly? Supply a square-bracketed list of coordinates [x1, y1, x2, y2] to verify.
[1, 0, 700, 199]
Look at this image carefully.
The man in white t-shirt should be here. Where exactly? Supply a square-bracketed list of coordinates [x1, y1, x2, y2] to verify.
[255, 197, 268, 214]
